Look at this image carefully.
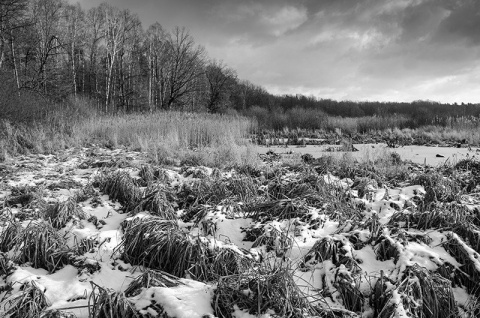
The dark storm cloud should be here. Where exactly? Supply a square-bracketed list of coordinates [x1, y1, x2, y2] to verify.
[72, 0, 480, 102]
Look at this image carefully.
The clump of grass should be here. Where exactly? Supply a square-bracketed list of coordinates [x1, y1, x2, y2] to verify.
[246, 199, 310, 222]
[443, 232, 480, 294]
[0, 221, 20, 253]
[213, 267, 316, 318]
[13, 221, 71, 272]
[95, 170, 143, 211]
[44, 198, 87, 229]
[210, 246, 254, 278]
[120, 216, 252, 281]
[120, 217, 199, 278]
[412, 173, 460, 205]
[138, 164, 169, 186]
[453, 223, 480, 254]
[124, 269, 183, 297]
[370, 271, 395, 317]
[88, 283, 139, 318]
[74, 184, 97, 203]
[375, 265, 457, 318]
[335, 272, 364, 312]
[40, 309, 77, 318]
[374, 235, 402, 263]
[251, 225, 293, 258]
[2, 281, 51, 318]
[0, 252, 15, 277]
[410, 203, 471, 230]
[301, 237, 359, 272]
[266, 176, 316, 201]
[133, 184, 177, 220]
[178, 174, 260, 210]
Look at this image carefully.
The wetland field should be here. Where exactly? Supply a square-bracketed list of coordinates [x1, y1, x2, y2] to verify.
[1, 122, 480, 317]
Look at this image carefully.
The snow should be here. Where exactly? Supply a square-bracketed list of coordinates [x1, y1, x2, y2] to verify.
[132, 279, 214, 318]
[1, 146, 478, 317]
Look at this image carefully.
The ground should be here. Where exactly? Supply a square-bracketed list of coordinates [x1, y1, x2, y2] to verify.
[0, 146, 479, 317]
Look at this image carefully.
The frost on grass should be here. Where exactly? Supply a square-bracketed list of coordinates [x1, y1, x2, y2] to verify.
[0, 148, 480, 317]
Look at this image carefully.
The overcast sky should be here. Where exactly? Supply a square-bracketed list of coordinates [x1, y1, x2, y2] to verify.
[70, 0, 480, 103]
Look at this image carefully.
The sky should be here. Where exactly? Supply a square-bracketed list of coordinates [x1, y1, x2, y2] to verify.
[70, 0, 480, 104]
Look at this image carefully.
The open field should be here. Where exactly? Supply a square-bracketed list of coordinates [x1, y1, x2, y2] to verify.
[0, 144, 480, 317]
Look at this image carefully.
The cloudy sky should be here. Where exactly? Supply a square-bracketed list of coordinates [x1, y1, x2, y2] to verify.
[71, 0, 480, 103]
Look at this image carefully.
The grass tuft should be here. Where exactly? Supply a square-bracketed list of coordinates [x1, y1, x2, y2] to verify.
[133, 184, 177, 219]
[124, 269, 183, 298]
[88, 282, 139, 318]
[375, 264, 457, 318]
[2, 281, 50, 318]
[13, 221, 71, 272]
[95, 170, 143, 212]
[44, 198, 87, 229]
[213, 267, 316, 318]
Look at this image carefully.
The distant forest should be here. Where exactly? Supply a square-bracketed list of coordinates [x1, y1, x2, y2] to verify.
[1, 0, 480, 128]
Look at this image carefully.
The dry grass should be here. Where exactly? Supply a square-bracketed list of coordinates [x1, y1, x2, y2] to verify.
[13, 221, 71, 272]
[133, 184, 177, 219]
[95, 170, 143, 212]
[0, 110, 259, 168]
[88, 283, 139, 318]
[375, 265, 457, 318]
[2, 281, 51, 318]
[44, 198, 87, 229]
[124, 269, 183, 297]
[0, 221, 20, 253]
[120, 216, 253, 281]
[301, 237, 359, 272]
[213, 267, 315, 318]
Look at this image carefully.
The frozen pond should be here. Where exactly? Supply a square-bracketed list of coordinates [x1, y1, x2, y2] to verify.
[256, 143, 480, 166]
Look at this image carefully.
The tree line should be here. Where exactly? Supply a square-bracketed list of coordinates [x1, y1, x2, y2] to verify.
[0, 0, 250, 113]
[1, 0, 479, 127]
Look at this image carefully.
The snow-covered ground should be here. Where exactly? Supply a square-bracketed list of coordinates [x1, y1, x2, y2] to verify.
[0, 146, 479, 317]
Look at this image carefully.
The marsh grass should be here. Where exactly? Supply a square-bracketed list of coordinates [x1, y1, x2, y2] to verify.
[376, 265, 457, 318]
[0, 221, 20, 253]
[3, 281, 51, 318]
[120, 216, 252, 281]
[95, 170, 143, 212]
[44, 198, 87, 229]
[213, 267, 315, 318]
[443, 233, 480, 294]
[124, 269, 183, 298]
[13, 221, 71, 272]
[133, 184, 177, 219]
[88, 283, 139, 318]
[0, 110, 258, 168]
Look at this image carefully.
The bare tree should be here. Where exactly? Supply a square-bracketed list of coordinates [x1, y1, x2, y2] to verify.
[0, 0, 28, 69]
[101, 3, 140, 111]
[144, 22, 169, 110]
[164, 27, 205, 110]
[84, 5, 104, 102]
[205, 59, 237, 113]
[30, 0, 64, 95]
[61, 3, 84, 98]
